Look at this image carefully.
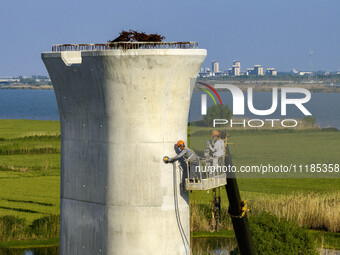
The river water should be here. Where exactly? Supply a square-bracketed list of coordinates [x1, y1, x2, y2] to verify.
[0, 238, 235, 255]
[0, 90, 340, 129]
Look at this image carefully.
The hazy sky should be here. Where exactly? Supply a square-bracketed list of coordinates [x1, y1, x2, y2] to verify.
[1, 0, 339, 76]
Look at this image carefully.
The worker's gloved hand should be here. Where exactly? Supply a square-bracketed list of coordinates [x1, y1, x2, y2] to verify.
[163, 157, 174, 164]
[206, 140, 210, 145]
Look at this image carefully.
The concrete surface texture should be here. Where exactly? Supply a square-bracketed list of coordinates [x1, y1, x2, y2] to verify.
[42, 48, 206, 255]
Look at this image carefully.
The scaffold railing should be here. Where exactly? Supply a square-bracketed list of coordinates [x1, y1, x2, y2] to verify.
[182, 156, 227, 191]
[52, 42, 198, 52]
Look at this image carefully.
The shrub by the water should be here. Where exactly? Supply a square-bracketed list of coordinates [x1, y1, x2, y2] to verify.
[230, 212, 318, 255]
[190, 201, 233, 232]
[0, 215, 60, 241]
[303, 116, 316, 127]
[29, 214, 60, 239]
[0, 216, 26, 241]
[0, 144, 59, 155]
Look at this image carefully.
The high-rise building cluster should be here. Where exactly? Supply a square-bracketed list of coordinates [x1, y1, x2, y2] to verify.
[266, 68, 277, 76]
[229, 60, 241, 76]
[199, 60, 277, 77]
[212, 60, 220, 73]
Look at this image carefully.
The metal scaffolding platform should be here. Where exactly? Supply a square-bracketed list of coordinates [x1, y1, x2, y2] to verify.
[183, 156, 227, 191]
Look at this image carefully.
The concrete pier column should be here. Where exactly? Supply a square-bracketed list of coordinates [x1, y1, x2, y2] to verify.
[42, 47, 206, 255]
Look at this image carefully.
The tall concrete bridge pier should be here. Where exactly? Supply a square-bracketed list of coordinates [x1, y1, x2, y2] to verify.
[42, 42, 206, 255]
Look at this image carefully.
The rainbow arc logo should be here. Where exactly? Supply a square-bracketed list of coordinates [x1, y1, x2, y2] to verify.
[197, 81, 223, 115]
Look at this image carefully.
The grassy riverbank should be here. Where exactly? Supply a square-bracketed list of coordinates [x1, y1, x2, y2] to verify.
[0, 238, 59, 249]
[0, 120, 339, 250]
[0, 85, 53, 90]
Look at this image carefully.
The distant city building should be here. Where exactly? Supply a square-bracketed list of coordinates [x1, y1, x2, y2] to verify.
[254, 65, 264, 76]
[299, 71, 313, 76]
[266, 68, 277, 76]
[214, 72, 226, 77]
[199, 62, 227, 77]
[198, 60, 299, 78]
[246, 65, 264, 76]
[233, 60, 240, 67]
[199, 71, 214, 77]
[291, 69, 299, 75]
[199, 67, 214, 77]
[231, 65, 240, 76]
[228, 60, 241, 76]
[246, 68, 255, 76]
[212, 60, 220, 73]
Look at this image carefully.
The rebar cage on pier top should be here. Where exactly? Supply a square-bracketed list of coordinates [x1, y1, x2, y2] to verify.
[52, 42, 199, 52]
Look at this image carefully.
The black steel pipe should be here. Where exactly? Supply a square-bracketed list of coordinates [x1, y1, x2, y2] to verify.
[225, 146, 256, 255]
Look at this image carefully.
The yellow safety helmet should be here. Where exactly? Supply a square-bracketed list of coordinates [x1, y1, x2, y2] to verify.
[177, 140, 185, 148]
[211, 130, 220, 138]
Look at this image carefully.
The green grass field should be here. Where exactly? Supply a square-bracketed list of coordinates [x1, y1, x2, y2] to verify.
[0, 120, 339, 249]
[0, 120, 60, 226]
[0, 120, 60, 139]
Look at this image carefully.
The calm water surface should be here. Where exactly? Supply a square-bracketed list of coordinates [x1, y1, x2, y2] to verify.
[0, 89, 339, 129]
[0, 238, 235, 255]
[0, 90, 58, 120]
[0, 246, 59, 255]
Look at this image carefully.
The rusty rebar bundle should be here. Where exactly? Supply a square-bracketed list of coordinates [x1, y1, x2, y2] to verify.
[109, 30, 165, 43]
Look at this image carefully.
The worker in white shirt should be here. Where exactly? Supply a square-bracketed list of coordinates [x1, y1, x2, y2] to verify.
[207, 130, 225, 157]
